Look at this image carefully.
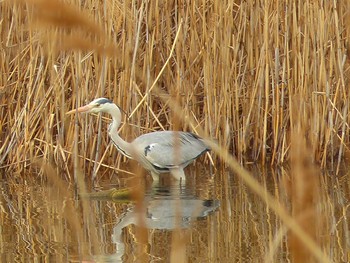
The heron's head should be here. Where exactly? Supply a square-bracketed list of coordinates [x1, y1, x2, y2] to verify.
[66, 98, 116, 115]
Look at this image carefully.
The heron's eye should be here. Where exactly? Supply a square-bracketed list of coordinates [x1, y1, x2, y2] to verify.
[95, 104, 100, 107]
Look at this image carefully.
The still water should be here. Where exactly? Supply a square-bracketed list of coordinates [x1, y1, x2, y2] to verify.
[0, 164, 349, 262]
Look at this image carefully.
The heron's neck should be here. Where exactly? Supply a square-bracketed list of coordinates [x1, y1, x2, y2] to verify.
[108, 105, 133, 159]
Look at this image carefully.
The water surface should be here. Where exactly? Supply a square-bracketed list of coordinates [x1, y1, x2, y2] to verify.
[0, 165, 348, 262]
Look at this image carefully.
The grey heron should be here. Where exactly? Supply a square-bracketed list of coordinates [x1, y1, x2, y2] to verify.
[67, 98, 210, 182]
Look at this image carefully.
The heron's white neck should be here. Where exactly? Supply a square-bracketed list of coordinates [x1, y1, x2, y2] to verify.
[108, 104, 133, 159]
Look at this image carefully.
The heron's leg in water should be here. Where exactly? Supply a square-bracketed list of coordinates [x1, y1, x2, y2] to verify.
[170, 168, 186, 182]
[150, 171, 159, 182]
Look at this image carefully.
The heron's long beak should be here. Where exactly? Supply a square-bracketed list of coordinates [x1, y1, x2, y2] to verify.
[66, 105, 93, 115]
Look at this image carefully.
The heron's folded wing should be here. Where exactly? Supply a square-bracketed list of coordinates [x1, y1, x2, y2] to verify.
[141, 137, 208, 169]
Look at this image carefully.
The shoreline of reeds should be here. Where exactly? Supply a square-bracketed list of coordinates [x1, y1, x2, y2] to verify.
[1, 1, 349, 176]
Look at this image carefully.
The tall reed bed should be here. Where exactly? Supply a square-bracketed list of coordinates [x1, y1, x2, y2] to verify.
[1, 1, 349, 175]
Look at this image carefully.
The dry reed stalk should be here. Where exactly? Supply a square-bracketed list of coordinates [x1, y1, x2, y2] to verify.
[283, 96, 322, 262]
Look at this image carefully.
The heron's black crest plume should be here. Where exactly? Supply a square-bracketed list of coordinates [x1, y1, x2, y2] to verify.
[92, 97, 128, 116]
[94, 98, 112, 105]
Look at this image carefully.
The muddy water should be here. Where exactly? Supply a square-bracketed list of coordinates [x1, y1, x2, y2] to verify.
[0, 165, 348, 262]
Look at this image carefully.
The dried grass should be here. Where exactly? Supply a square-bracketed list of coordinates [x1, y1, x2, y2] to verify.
[1, 0, 349, 174]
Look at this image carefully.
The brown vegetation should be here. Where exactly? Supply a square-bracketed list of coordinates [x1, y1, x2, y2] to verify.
[1, 1, 350, 174]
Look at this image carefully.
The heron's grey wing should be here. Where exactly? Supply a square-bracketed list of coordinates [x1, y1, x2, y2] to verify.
[142, 142, 179, 169]
[133, 131, 209, 169]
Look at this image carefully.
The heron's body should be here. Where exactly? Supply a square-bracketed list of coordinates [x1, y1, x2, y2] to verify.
[112, 130, 209, 180]
[67, 98, 210, 181]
